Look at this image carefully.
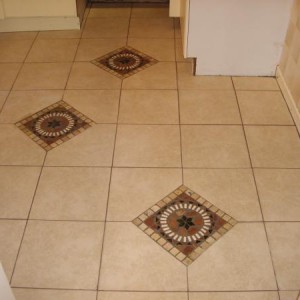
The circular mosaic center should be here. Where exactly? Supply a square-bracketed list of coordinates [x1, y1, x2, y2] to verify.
[160, 203, 212, 243]
[34, 112, 75, 137]
[108, 53, 142, 71]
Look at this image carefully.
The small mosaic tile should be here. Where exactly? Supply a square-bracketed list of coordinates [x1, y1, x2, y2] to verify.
[16, 100, 94, 151]
[91, 46, 158, 79]
[133, 185, 237, 266]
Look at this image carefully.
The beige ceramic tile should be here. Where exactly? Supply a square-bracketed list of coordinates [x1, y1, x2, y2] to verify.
[67, 62, 122, 90]
[189, 292, 279, 300]
[237, 91, 293, 125]
[177, 63, 233, 90]
[179, 90, 241, 124]
[75, 38, 126, 61]
[184, 169, 262, 221]
[174, 19, 181, 39]
[37, 30, 82, 39]
[45, 124, 116, 166]
[0, 63, 22, 90]
[119, 90, 178, 124]
[0, 32, 37, 40]
[181, 125, 250, 168]
[128, 38, 175, 61]
[122, 62, 177, 90]
[89, 6, 131, 18]
[0, 40, 33, 63]
[107, 168, 182, 221]
[0, 220, 26, 280]
[0, 125, 45, 165]
[26, 39, 79, 62]
[114, 125, 181, 167]
[82, 18, 129, 38]
[12, 220, 104, 289]
[266, 223, 300, 290]
[0, 91, 9, 109]
[0, 166, 41, 219]
[279, 291, 300, 300]
[175, 39, 192, 62]
[129, 18, 174, 38]
[99, 222, 187, 291]
[233, 76, 279, 90]
[98, 292, 187, 300]
[63, 90, 119, 123]
[131, 6, 169, 18]
[188, 223, 277, 291]
[13, 289, 97, 300]
[0, 90, 64, 123]
[245, 126, 300, 168]
[13, 63, 72, 90]
[254, 169, 300, 221]
[30, 167, 110, 221]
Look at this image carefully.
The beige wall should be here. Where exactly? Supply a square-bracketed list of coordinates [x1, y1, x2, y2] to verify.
[280, 0, 300, 113]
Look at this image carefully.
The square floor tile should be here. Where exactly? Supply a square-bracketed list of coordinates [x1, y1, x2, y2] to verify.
[266, 223, 300, 290]
[0, 166, 41, 219]
[26, 39, 79, 62]
[0, 125, 45, 165]
[245, 126, 300, 168]
[45, 124, 116, 166]
[99, 222, 187, 291]
[30, 167, 110, 221]
[114, 125, 181, 167]
[237, 91, 293, 125]
[131, 6, 169, 18]
[279, 291, 300, 300]
[0, 220, 26, 280]
[0, 90, 64, 124]
[122, 62, 177, 89]
[89, 5, 131, 18]
[0, 63, 22, 90]
[119, 90, 178, 124]
[179, 90, 241, 124]
[133, 185, 237, 266]
[0, 40, 33, 63]
[67, 62, 122, 90]
[63, 90, 119, 123]
[13, 63, 71, 90]
[181, 125, 250, 168]
[232, 76, 279, 90]
[98, 292, 187, 300]
[16, 100, 93, 151]
[107, 168, 182, 221]
[37, 30, 82, 39]
[188, 223, 277, 290]
[189, 292, 279, 300]
[12, 221, 104, 289]
[184, 169, 262, 221]
[177, 63, 233, 90]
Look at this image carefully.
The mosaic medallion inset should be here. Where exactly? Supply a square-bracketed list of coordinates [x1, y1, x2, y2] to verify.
[16, 101, 93, 151]
[91, 46, 158, 79]
[133, 185, 237, 266]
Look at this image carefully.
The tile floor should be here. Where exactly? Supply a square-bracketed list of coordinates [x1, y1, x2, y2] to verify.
[0, 3, 300, 300]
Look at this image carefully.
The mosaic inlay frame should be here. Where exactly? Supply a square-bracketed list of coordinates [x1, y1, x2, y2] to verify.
[91, 46, 158, 79]
[16, 100, 94, 151]
[133, 185, 237, 266]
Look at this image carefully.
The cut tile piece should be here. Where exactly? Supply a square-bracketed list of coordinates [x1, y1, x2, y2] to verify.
[0, 220, 26, 280]
[91, 46, 158, 79]
[237, 91, 293, 125]
[279, 291, 300, 300]
[0, 32, 37, 40]
[30, 167, 110, 221]
[107, 168, 182, 221]
[266, 223, 300, 290]
[181, 125, 250, 168]
[89, 6, 131, 18]
[175, 39, 192, 62]
[179, 90, 241, 124]
[133, 185, 236, 265]
[16, 100, 93, 151]
[119, 90, 179, 124]
[114, 125, 181, 167]
[131, 6, 169, 18]
[245, 126, 300, 168]
[189, 292, 279, 300]
[98, 292, 187, 300]
[12, 221, 104, 289]
[233, 76, 279, 90]
[0, 166, 41, 219]
[0, 40, 33, 62]
[37, 30, 82, 39]
[0, 63, 22, 90]
[188, 223, 277, 290]
[99, 222, 187, 291]
[0, 91, 9, 110]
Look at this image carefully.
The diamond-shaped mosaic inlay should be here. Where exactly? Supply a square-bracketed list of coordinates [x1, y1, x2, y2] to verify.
[91, 46, 158, 79]
[133, 185, 237, 266]
[16, 100, 94, 151]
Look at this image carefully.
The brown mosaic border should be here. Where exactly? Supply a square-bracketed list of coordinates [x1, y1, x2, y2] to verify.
[132, 185, 237, 266]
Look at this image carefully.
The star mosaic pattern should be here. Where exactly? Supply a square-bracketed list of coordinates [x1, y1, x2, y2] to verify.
[133, 185, 237, 266]
[91, 46, 158, 79]
[16, 100, 94, 151]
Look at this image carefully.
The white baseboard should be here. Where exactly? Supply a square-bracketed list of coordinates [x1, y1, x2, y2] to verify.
[0, 16, 80, 32]
[276, 66, 300, 132]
